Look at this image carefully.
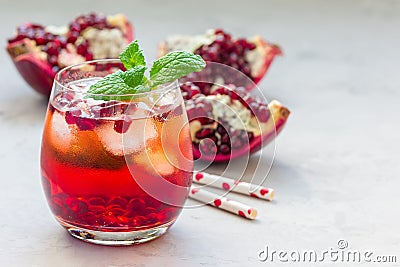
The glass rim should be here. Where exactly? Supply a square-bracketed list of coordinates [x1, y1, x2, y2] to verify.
[54, 59, 179, 98]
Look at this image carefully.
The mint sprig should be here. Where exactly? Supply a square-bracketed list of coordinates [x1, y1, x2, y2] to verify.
[87, 40, 206, 101]
[87, 71, 139, 100]
[120, 66, 146, 88]
[119, 40, 146, 69]
[150, 51, 206, 86]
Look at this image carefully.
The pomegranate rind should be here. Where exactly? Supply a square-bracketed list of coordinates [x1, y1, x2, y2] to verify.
[247, 36, 283, 85]
[192, 100, 290, 162]
[7, 41, 55, 95]
[6, 14, 134, 96]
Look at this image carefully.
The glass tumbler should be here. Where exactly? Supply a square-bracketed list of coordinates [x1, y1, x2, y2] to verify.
[40, 59, 193, 245]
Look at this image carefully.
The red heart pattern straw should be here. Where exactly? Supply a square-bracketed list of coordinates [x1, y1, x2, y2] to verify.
[193, 171, 274, 201]
[189, 186, 258, 220]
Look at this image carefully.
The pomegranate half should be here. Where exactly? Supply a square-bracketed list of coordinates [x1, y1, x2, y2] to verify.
[181, 82, 290, 163]
[7, 13, 134, 96]
[159, 29, 282, 90]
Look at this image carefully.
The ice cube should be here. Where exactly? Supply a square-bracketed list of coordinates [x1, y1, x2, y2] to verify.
[95, 117, 157, 156]
[128, 102, 153, 118]
[49, 111, 73, 153]
[132, 147, 176, 177]
[155, 92, 175, 107]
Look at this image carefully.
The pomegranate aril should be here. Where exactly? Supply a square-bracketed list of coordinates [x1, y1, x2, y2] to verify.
[85, 53, 94, 61]
[255, 105, 270, 122]
[88, 197, 106, 206]
[248, 131, 254, 141]
[75, 117, 97, 130]
[67, 32, 79, 44]
[90, 105, 102, 117]
[154, 110, 171, 122]
[66, 198, 88, 214]
[105, 207, 125, 217]
[199, 138, 217, 155]
[230, 136, 243, 149]
[70, 22, 81, 32]
[197, 117, 214, 125]
[90, 205, 106, 214]
[77, 44, 88, 55]
[195, 128, 214, 139]
[220, 133, 230, 144]
[44, 43, 60, 56]
[113, 116, 132, 133]
[219, 144, 231, 154]
[127, 198, 146, 211]
[65, 107, 81, 124]
[142, 207, 157, 216]
[36, 37, 45, 45]
[107, 196, 128, 209]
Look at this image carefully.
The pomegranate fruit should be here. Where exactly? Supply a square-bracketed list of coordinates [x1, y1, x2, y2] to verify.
[159, 29, 282, 90]
[7, 13, 134, 96]
[181, 82, 290, 162]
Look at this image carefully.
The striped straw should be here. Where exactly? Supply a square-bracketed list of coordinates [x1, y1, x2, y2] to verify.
[189, 185, 258, 220]
[193, 171, 274, 201]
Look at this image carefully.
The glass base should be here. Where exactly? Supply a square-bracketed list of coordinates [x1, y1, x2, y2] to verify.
[59, 220, 174, 246]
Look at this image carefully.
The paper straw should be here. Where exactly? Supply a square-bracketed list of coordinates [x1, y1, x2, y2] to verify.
[193, 171, 274, 201]
[188, 186, 258, 220]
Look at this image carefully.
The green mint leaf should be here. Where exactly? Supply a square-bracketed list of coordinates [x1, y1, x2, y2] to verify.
[119, 40, 146, 69]
[149, 51, 206, 86]
[120, 66, 146, 88]
[133, 85, 150, 94]
[88, 71, 138, 100]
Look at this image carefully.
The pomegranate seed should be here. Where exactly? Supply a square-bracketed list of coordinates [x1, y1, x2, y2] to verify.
[75, 117, 97, 130]
[230, 136, 242, 148]
[88, 197, 106, 206]
[62, 91, 75, 101]
[248, 132, 254, 141]
[36, 37, 45, 45]
[256, 105, 270, 122]
[85, 53, 93, 61]
[45, 43, 59, 56]
[220, 133, 230, 144]
[67, 32, 79, 43]
[197, 117, 214, 125]
[80, 22, 88, 30]
[127, 198, 146, 211]
[77, 44, 87, 55]
[199, 138, 218, 155]
[113, 116, 132, 133]
[107, 196, 128, 209]
[194, 29, 256, 81]
[65, 107, 81, 124]
[195, 128, 214, 139]
[154, 110, 171, 122]
[70, 22, 81, 32]
[219, 144, 231, 154]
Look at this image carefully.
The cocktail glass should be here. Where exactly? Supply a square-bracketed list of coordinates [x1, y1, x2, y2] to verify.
[40, 59, 193, 245]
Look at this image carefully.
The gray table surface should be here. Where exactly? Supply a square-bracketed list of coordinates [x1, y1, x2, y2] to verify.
[1, 0, 400, 266]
